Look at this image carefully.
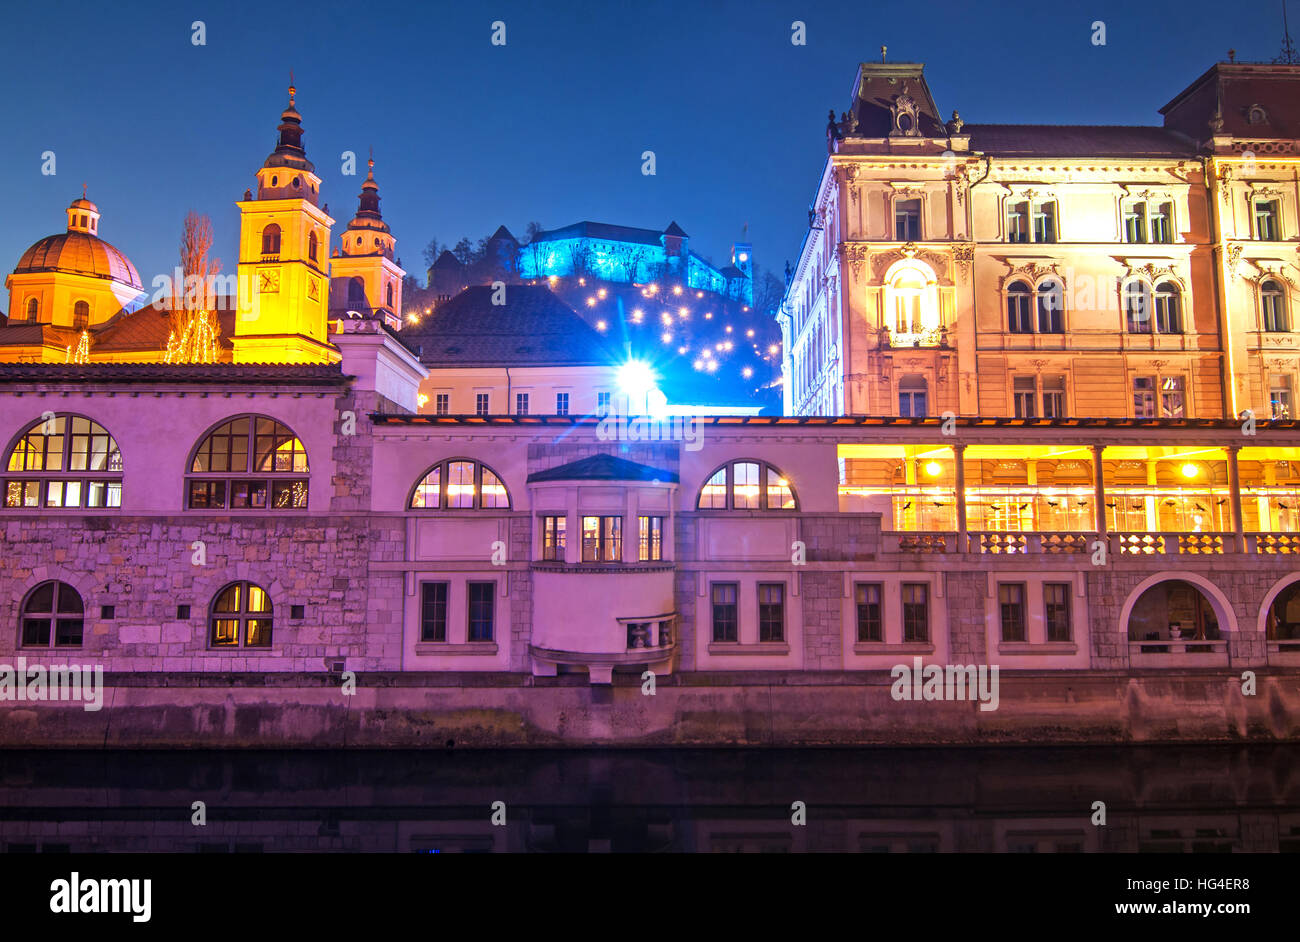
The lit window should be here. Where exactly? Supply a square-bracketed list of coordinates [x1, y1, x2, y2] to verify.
[209, 581, 273, 647]
[187, 415, 308, 510]
[638, 516, 664, 561]
[582, 515, 622, 562]
[409, 459, 511, 510]
[72, 300, 89, 331]
[696, 460, 798, 510]
[541, 515, 566, 560]
[4, 414, 123, 509]
[1270, 376, 1293, 419]
[20, 581, 83, 648]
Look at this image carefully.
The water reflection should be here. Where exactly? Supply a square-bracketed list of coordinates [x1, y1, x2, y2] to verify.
[1, 746, 1298, 852]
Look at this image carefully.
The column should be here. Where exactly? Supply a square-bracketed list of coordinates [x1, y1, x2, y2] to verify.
[1091, 445, 1107, 538]
[1227, 444, 1245, 550]
[954, 442, 967, 550]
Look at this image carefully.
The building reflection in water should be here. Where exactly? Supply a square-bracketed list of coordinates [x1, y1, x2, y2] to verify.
[1, 746, 1298, 853]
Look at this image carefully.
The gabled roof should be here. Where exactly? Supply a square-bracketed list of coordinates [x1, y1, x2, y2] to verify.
[966, 124, 1199, 158]
[527, 453, 678, 484]
[399, 285, 620, 368]
[850, 63, 947, 138]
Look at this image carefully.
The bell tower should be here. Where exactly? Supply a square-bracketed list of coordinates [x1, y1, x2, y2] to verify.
[233, 79, 337, 363]
[329, 151, 404, 331]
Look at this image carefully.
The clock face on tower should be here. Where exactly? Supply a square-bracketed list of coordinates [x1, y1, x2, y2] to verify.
[258, 269, 281, 294]
[307, 277, 319, 301]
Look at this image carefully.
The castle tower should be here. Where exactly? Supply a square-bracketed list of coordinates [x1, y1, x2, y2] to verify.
[233, 80, 337, 363]
[329, 151, 404, 331]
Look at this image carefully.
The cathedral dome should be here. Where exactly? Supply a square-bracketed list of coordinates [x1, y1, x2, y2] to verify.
[13, 195, 142, 289]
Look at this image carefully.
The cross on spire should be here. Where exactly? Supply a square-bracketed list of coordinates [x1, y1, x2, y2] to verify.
[81, 182, 87, 199]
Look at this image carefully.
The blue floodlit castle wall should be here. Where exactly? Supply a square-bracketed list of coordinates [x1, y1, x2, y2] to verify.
[517, 223, 753, 305]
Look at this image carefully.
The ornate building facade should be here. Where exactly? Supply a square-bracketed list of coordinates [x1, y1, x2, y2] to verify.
[783, 58, 1300, 426]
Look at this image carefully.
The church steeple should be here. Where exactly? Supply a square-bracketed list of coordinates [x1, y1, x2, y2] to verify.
[255, 77, 320, 205]
[340, 150, 393, 259]
[330, 149, 404, 329]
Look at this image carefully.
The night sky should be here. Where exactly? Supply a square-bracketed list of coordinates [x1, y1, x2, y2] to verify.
[0, 0, 1290, 303]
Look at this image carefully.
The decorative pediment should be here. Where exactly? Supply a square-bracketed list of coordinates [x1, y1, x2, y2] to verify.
[1120, 260, 1178, 283]
[998, 260, 1061, 289]
[889, 86, 922, 138]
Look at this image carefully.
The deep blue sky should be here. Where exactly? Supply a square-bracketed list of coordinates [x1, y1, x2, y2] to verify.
[0, 0, 1290, 304]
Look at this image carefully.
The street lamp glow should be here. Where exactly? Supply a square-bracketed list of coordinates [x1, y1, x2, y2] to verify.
[924, 461, 943, 477]
[1181, 462, 1199, 479]
[617, 360, 657, 409]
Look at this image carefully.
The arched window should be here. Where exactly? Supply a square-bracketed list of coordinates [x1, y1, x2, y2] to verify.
[261, 224, 281, 256]
[72, 300, 89, 331]
[1036, 279, 1063, 333]
[25, 297, 39, 323]
[1124, 280, 1152, 333]
[409, 459, 510, 509]
[1154, 282, 1182, 333]
[891, 268, 926, 335]
[386, 283, 394, 308]
[19, 581, 84, 648]
[308, 231, 318, 262]
[4, 414, 122, 509]
[347, 277, 366, 308]
[187, 415, 308, 510]
[696, 460, 797, 510]
[1007, 281, 1032, 333]
[1262, 279, 1288, 332]
[210, 581, 273, 647]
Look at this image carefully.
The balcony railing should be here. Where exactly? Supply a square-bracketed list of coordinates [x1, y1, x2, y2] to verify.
[884, 530, 1299, 555]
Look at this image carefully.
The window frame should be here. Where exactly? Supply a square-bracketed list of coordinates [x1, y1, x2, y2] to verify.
[581, 515, 622, 562]
[638, 515, 664, 561]
[695, 459, 799, 511]
[185, 414, 308, 512]
[19, 580, 84, 649]
[894, 198, 922, 242]
[757, 582, 786, 643]
[710, 582, 739, 643]
[1153, 281, 1183, 334]
[855, 582, 883, 643]
[1035, 279, 1064, 333]
[1254, 199, 1280, 241]
[466, 581, 495, 642]
[1261, 279, 1288, 333]
[409, 458, 511, 511]
[1006, 281, 1033, 333]
[901, 582, 929, 642]
[419, 581, 449, 642]
[541, 515, 566, 561]
[4, 413, 124, 511]
[208, 580, 273, 648]
[1043, 582, 1073, 642]
[998, 582, 1027, 642]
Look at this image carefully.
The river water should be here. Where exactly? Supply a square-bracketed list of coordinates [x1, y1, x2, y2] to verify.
[1, 745, 1296, 852]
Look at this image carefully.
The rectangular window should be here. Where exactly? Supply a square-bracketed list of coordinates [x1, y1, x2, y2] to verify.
[855, 582, 882, 642]
[899, 386, 927, 418]
[435, 393, 449, 415]
[581, 515, 622, 562]
[1160, 376, 1185, 418]
[1271, 376, 1293, 419]
[596, 391, 611, 415]
[895, 199, 921, 241]
[999, 583, 1026, 642]
[515, 392, 529, 415]
[1255, 200, 1280, 241]
[1032, 201, 1057, 243]
[1044, 582, 1072, 642]
[475, 393, 490, 416]
[541, 515, 566, 561]
[467, 581, 494, 642]
[638, 515, 663, 561]
[555, 392, 569, 416]
[188, 480, 227, 509]
[1150, 202, 1172, 243]
[1263, 286, 1288, 332]
[1013, 377, 1037, 418]
[420, 582, 448, 642]
[1007, 201, 1029, 243]
[1123, 202, 1146, 243]
[1133, 376, 1156, 418]
[758, 583, 785, 642]
[1041, 375, 1066, 418]
[902, 583, 929, 642]
[711, 583, 738, 643]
